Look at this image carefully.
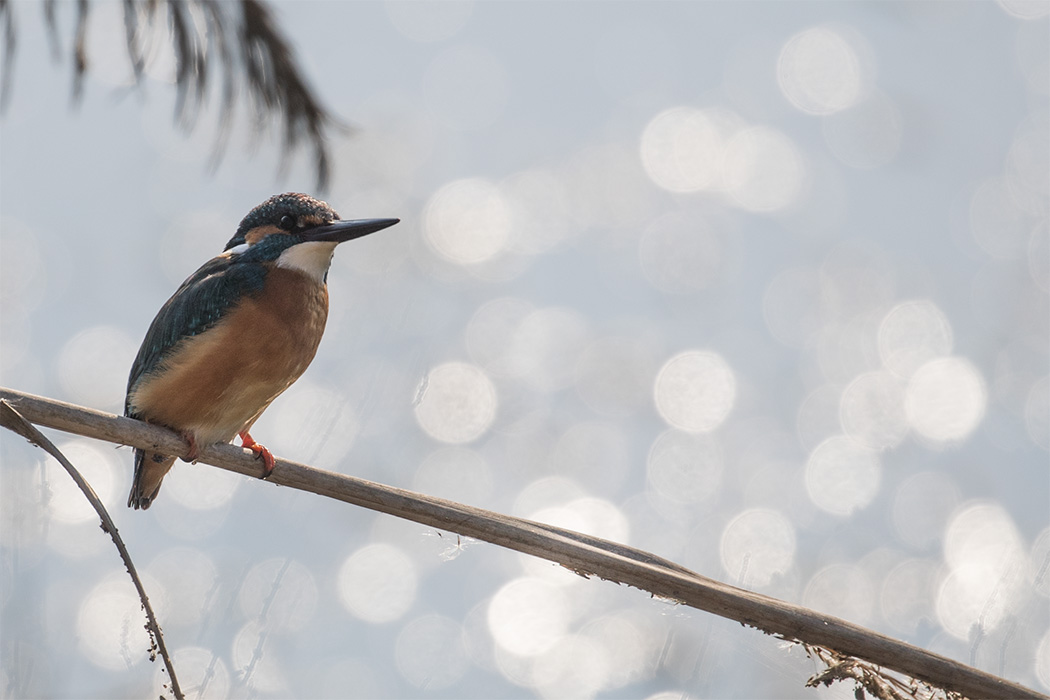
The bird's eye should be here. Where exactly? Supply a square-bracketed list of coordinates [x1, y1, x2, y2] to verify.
[278, 214, 296, 231]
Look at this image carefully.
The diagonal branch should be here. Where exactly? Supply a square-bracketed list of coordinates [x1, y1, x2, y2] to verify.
[0, 398, 185, 700]
[0, 386, 1044, 700]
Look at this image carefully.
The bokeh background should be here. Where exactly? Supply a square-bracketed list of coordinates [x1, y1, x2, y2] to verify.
[1, 2, 1048, 698]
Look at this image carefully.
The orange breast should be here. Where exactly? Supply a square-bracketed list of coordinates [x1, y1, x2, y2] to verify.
[128, 269, 329, 445]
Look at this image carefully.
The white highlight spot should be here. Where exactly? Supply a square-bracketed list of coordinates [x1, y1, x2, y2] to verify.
[778, 26, 866, 115]
[904, 357, 987, 444]
[39, 440, 119, 524]
[720, 508, 796, 587]
[488, 577, 569, 657]
[424, 178, 511, 264]
[338, 543, 418, 624]
[57, 325, 138, 411]
[640, 106, 743, 192]
[77, 573, 165, 670]
[653, 350, 736, 433]
[937, 502, 1027, 639]
[165, 458, 241, 511]
[805, 435, 881, 516]
[877, 300, 953, 378]
[414, 362, 497, 443]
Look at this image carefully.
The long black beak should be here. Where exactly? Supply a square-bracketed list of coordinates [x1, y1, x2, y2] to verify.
[303, 218, 400, 244]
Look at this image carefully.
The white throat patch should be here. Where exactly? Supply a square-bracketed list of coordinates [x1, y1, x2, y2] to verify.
[276, 241, 338, 283]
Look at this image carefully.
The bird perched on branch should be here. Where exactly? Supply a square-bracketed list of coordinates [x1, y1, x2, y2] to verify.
[124, 193, 399, 509]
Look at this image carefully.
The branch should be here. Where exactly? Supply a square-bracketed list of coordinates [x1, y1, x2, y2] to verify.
[0, 387, 1044, 700]
[0, 398, 184, 700]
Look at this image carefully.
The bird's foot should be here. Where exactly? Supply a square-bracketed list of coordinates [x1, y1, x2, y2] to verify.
[180, 432, 200, 463]
[239, 431, 275, 478]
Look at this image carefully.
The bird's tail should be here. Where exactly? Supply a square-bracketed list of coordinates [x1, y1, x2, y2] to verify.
[128, 448, 176, 510]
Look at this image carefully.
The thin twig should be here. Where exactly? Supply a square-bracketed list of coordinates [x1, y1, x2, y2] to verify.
[0, 387, 1044, 700]
[0, 399, 185, 700]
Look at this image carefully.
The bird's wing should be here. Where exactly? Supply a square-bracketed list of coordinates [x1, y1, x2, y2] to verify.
[125, 255, 267, 415]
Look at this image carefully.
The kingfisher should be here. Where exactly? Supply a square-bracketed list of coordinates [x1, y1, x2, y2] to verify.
[124, 193, 399, 510]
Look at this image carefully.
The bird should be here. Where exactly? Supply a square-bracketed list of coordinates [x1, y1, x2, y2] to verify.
[124, 192, 399, 509]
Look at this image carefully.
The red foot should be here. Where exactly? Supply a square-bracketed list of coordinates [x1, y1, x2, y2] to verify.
[180, 432, 200, 463]
[239, 431, 275, 478]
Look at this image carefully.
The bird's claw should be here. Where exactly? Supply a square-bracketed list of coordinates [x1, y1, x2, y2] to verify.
[238, 431, 275, 479]
[180, 432, 200, 463]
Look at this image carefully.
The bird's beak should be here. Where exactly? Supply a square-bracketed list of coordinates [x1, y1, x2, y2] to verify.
[302, 218, 400, 244]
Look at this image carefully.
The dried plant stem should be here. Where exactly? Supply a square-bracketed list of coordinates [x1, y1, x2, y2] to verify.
[0, 398, 184, 700]
[0, 387, 1044, 700]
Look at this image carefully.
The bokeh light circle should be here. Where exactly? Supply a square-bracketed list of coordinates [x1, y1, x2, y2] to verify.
[877, 300, 953, 377]
[720, 508, 796, 587]
[805, 435, 881, 516]
[778, 26, 866, 115]
[803, 564, 874, 625]
[414, 362, 498, 443]
[338, 543, 418, 624]
[488, 577, 569, 657]
[155, 646, 230, 699]
[57, 325, 138, 410]
[880, 558, 937, 635]
[77, 573, 165, 671]
[40, 440, 120, 524]
[937, 501, 1027, 639]
[640, 106, 742, 192]
[164, 457, 241, 511]
[653, 350, 736, 433]
[531, 634, 611, 699]
[424, 178, 511, 264]
[904, 357, 987, 443]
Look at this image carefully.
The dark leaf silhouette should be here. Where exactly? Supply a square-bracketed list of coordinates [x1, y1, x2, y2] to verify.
[0, 0, 340, 190]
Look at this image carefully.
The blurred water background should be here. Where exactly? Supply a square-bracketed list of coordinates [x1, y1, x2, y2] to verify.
[1, 1, 1047, 698]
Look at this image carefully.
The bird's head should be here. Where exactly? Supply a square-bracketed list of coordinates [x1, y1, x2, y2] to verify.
[223, 193, 399, 282]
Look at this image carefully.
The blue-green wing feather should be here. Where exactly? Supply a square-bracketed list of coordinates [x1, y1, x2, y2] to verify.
[125, 255, 268, 416]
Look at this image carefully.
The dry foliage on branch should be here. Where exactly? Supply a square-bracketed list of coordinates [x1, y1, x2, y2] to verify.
[0, 0, 339, 189]
[0, 387, 1044, 700]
